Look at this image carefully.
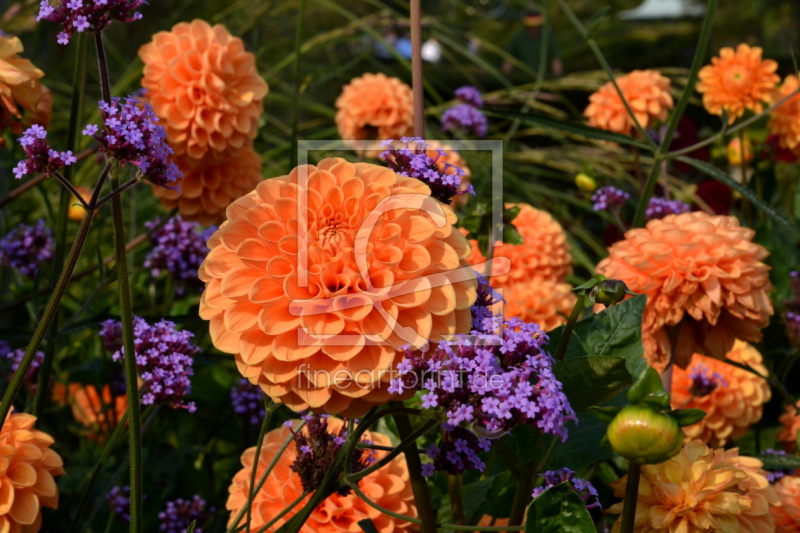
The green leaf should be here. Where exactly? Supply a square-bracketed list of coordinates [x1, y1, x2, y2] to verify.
[358, 519, 380, 533]
[503, 224, 524, 246]
[668, 408, 706, 427]
[627, 367, 669, 410]
[186, 521, 197, 533]
[755, 453, 800, 470]
[675, 156, 800, 237]
[525, 483, 596, 533]
[553, 356, 633, 412]
[589, 406, 622, 424]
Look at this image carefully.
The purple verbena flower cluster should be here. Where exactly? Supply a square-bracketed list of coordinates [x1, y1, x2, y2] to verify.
[144, 216, 215, 295]
[100, 316, 198, 412]
[422, 427, 491, 476]
[442, 104, 488, 138]
[0, 219, 55, 277]
[230, 378, 265, 426]
[762, 449, 795, 484]
[455, 86, 484, 107]
[645, 197, 691, 220]
[380, 137, 473, 204]
[37, 0, 145, 45]
[158, 495, 213, 533]
[13, 125, 77, 179]
[0, 342, 45, 388]
[471, 273, 504, 333]
[106, 486, 132, 522]
[531, 468, 602, 510]
[591, 186, 629, 212]
[84, 97, 181, 187]
[688, 364, 727, 397]
[784, 272, 800, 346]
[289, 414, 374, 496]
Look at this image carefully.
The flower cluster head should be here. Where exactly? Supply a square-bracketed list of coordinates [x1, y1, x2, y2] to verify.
[84, 97, 181, 187]
[442, 104, 488, 137]
[645, 197, 691, 220]
[158, 495, 213, 533]
[455, 85, 484, 107]
[380, 137, 474, 204]
[37, 0, 145, 45]
[532, 468, 601, 510]
[144, 216, 215, 295]
[13, 125, 76, 179]
[100, 316, 198, 411]
[0, 341, 44, 389]
[391, 316, 575, 439]
[591, 186, 629, 212]
[106, 486, 132, 522]
[422, 426, 491, 476]
[762, 449, 795, 484]
[0, 219, 55, 277]
[424, 140, 473, 207]
[688, 363, 727, 396]
[584, 70, 674, 135]
[471, 274, 504, 333]
[230, 378, 265, 426]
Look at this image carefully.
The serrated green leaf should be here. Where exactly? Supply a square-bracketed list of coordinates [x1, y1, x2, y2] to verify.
[553, 356, 632, 412]
[589, 406, 622, 424]
[668, 408, 706, 427]
[525, 483, 596, 533]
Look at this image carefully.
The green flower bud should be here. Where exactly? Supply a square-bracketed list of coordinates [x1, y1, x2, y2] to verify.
[592, 279, 631, 307]
[607, 405, 683, 465]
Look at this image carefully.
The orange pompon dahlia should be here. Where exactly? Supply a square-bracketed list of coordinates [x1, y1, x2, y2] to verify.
[227, 420, 417, 532]
[54, 383, 127, 439]
[0, 410, 65, 532]
[335, 73, 414, 148]
[772, 475, 800, 533]
[596, 212, 773, 371]
[584, 70, 673, 135]
[138, 19, 268, 161]
[0, 34, 52, 148]
[697, 44, 779, 123]
[769, 75, 800, 156]
[153, 148, 263, 225]
[778, 403, 800, 452]
[198, 158, 477, 415]
[608, 440, 779, 533]
[670, 341, 771, 446]
[465, 203, 571, 289]
[502, 279, 577, 332]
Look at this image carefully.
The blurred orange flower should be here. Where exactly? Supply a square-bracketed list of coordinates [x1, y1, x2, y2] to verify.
[227, 420, 417, 532]
[465, 203, 572, 289]
[0, 410, 65, 532]
[773, 475, 800, 533]
[769, 75, 800, 156]
[584, 70, 673, 135]
[198, 158, 477, 415]
[0, 34, 52, 148]
[596, 212, 773, 371]
[608, 440, 779, 533]
[335, 73, 414, 148]
[778, 402, 800, 452]
[139, 19, 268, 161]
[153, 147, 262, 225]
[697, 44, 779, 123]
[67, 185, 92, 222]
[53, 383, 127, 440]
[670, 341, 770, 446]
[502, 279, 576, 332]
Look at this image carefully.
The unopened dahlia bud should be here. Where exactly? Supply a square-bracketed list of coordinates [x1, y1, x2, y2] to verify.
[606, 405, 683, 465]
[575, 173, 597, 193]
[592, 279, 632, 308]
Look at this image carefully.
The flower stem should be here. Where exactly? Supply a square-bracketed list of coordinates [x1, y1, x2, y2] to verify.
[508, 471, 533, 527]
[619, 463, 642, 533]
[392, 405, 437, 533]
[94, 179, 141, 210]
[410, 0, 424, 138]
[94, 32, 112, 105]
[555, 294, 586, 361]
[447, 474, 466, 532]
[245, 397, 273, 533]
[110, 163, 143, 533]
[289, 0, 307, 169]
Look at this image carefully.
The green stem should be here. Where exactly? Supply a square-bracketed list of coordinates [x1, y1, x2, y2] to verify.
[110, 164, 143, 533]
[346, 419, 437, 483]
[447, 474, 466, 531]
[555, 294, 585, 361]
[246, 397, 273, 533]
[508, 472, 533, 527]
[392, 405, 437, 533]
[619, 463, 641, 533]
[740, 130, 753, 227]
[289, 0, 307, 169]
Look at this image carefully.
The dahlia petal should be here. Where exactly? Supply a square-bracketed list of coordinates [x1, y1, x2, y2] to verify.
[8, 489, 37, 525]
[210, 313, 241, 353]
[0, 481, 13, 515]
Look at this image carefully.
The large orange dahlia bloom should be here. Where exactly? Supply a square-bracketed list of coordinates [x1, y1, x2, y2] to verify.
[227, 421, 417, 532]
[153, 148, 263, 225]
[596, 212, 773, 371]
[778, 403, 800, 452]
[198, 158, 477, 415]
[0, 411, 65, 532]
[465, 203, 571, 289]
[769, 75, 800, 156]
[0, 34, 52, 149]
[335, 74, 414, 148]
[697, 44, 779, 123]
[138, 19, 268, 161]
[53, 383, 127, 440]
[608, 440, 779, 533]
[502, 279, 576, 332]
[670, 341, 770, 446]
[773, 475, 800, 533]
[584, 70, 673, 135]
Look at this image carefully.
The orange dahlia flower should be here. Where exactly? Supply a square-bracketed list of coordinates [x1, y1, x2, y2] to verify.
[769, 75, 800, 156]
[608, 440, 779, 533]
[596, 212, 773, 371]
[778, 403, 800, 452]
[153, 147, 263, 225]
[0, 410, 65, 532]
[335, 73, 414, 148]
[502, 279, 576, 332]
[465, 203, 571, 289]
[0, 34, 52, 149]
[227, 420, 417, 532]
[697, 44, 779, 123]
[53, 383, 127, 440]
[670, 341, 770, 446]
[198, 158, 477, 415]
[584, 70, 674, 135]
[773, 475, 800, 533]
[138, 19, 268, 161]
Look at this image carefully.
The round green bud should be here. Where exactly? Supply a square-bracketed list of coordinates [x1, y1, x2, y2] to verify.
[593, 279, 629, 307]
[607, 405, 683, 465]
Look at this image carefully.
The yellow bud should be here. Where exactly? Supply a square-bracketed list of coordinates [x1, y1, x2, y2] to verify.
[575, 173, 596, 193]
[68, 186, 92, 222]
